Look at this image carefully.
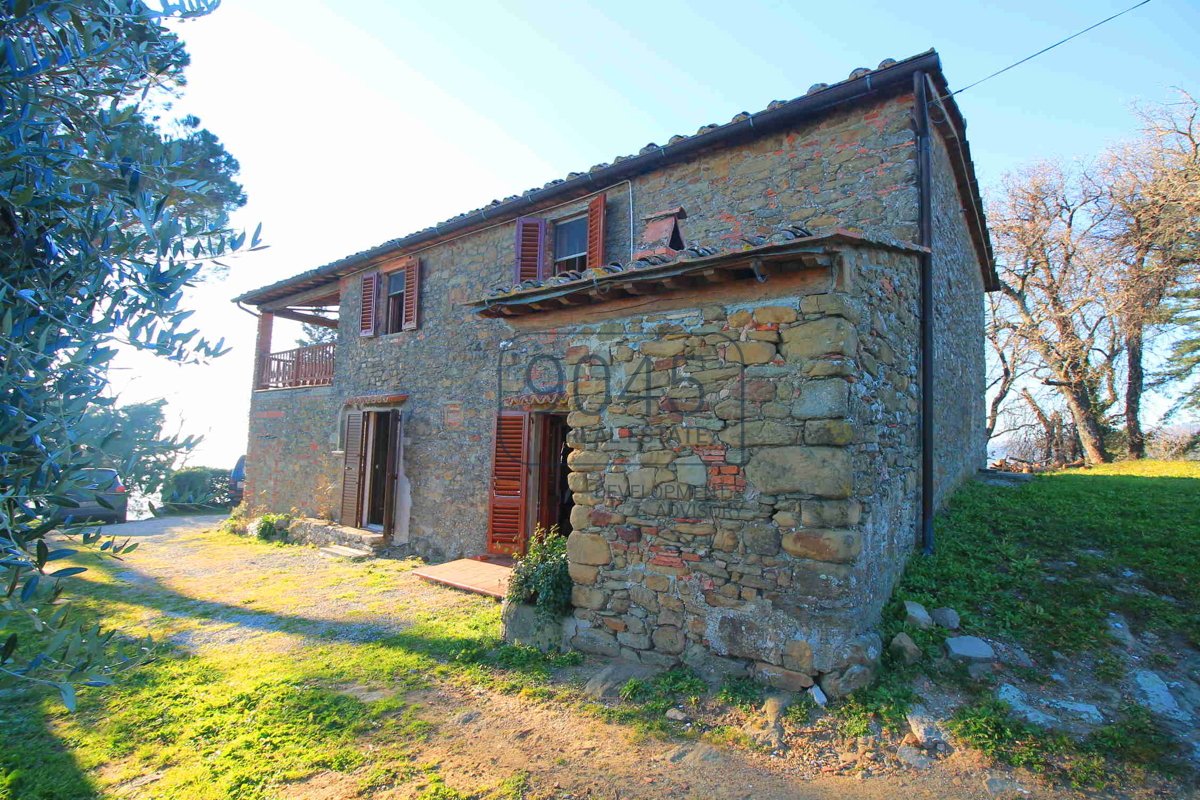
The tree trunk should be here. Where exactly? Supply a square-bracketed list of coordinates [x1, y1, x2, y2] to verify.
[1125, 324, 1146, 459]
[1060, 385, 1112, 464]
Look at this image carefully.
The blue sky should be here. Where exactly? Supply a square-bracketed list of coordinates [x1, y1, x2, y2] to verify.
[110, 0, 1199, 467]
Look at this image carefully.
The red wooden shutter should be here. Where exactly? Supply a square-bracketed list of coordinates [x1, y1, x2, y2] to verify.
[402, 257, 420, 331]
[340, 411, 366, 526]
[487, 410, 530, 555]
[585, 193, 607, 269]
[359, 273, 378, 336]
[514, 217, 546, 283]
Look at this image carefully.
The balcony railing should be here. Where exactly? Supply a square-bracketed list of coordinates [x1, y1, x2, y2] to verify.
[259, 343, 335, 389]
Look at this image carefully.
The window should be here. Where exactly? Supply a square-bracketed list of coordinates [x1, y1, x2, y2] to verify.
[360, 256, 420, 338]
[553, 215, 588, 274]
[385, 271, 406, 333]
[512, 194, 605, 283]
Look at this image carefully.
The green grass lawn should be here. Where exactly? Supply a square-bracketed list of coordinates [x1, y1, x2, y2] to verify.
[899, 459, 1200, 652]
[0, 534, 567, 800]
[2, 461, 1196, 798]
[875, 459, 1200, 787]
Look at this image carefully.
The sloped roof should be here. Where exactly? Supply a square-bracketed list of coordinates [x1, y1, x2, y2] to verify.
[236, 49, 994, 306]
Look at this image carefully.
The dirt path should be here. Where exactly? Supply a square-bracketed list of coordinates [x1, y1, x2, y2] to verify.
[95, 517, 1115, 800]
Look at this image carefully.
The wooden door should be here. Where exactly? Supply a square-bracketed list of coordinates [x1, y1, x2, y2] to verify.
[487, 410, 530, 555]
[340, 411, 366, 526]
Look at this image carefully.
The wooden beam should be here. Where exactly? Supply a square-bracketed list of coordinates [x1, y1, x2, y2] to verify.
[272, 308, 339, 329]
[262, 283, 341, 312]
[662, 275, 696, 290]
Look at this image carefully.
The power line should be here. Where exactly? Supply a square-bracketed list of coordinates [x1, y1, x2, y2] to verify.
[946, 0, 1154, 99]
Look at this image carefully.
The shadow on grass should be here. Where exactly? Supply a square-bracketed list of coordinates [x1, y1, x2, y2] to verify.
[0, 692, 98, 800]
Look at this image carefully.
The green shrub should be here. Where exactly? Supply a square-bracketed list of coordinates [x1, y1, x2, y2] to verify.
[506, 525, 571, 620]
[219, 503, 252, 536]
[251, 513, 291, 542]
[157, 466, 231, 512]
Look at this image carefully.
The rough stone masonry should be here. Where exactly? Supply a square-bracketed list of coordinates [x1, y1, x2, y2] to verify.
[237, 53, 992, 694]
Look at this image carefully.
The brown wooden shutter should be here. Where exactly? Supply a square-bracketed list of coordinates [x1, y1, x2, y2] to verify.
[381, 409, 401, 536]
[514, 217, 546, 283]
[585, 193, 607, 269]
[402, 258, 420, 331]
[487, 410, 530, 555]
[340, 411, 366, 526]
[359, 273, 378, 336]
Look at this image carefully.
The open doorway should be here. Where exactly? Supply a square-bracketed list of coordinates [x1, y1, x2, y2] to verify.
[341, 408, 403, 537]
[362, 410, 393, 529]
[535, 413, 573, 536]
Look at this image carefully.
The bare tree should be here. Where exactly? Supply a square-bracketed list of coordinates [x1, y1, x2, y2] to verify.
[990, 163, 1121, 464]
[985, 291, 1037, 439]
[1090, 93, 1200, 457]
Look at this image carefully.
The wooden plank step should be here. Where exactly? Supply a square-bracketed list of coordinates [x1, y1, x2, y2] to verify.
[319, 544, 373, 561]
[412, 558, 512, 599]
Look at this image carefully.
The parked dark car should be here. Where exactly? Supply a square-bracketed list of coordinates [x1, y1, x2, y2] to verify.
[230, 455, 246, 505]
[50, 468, 128, 524]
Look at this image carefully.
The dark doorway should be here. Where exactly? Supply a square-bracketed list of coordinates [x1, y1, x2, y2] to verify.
[365, 410, 394, 529]
[536, 413, 573, 536]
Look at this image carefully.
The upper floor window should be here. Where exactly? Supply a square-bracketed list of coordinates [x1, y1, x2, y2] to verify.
[385, 271, 407, 333]
[359, 256, 420, 337]
[514, 193, 606, 283]
[553, 215, 588, 274]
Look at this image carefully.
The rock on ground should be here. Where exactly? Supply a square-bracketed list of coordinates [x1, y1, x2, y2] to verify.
[1133, 670, 1189, 722]
[889, 632, 921, 665]
[895, 745, 932, 769]
[997, 684, 1056, 728]
[931, 607, 961, 630]
[1045, 698, 1104, 724]
[904, 600, 933, 629]
[905, 705, 947, 749]
[945, 636, 994, 662]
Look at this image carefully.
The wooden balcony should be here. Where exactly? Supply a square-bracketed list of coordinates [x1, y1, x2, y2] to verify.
[259, 343, 335, 389]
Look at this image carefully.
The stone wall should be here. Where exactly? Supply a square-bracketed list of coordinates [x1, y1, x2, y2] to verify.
[246, 86, 926, 562]
[244, 385, 342, 519]
[929, 130, 987, 505]
[514, 244, 923, 692]
[242, 81, 990, 684]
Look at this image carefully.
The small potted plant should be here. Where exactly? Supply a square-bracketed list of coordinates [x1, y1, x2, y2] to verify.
[502, 524, 572, 651]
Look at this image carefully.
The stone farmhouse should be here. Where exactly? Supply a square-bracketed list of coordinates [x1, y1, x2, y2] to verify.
[234, 50, 996, 692]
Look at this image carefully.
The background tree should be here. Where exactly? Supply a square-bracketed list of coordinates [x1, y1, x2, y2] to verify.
[79, 399, 197, 495]
[986, 96, 1200, 466]
[1091, 92, 1200, 458]
[990, 163, 1120, 464]
[0, 0, 252, 705]
[296, 319, 337, 347]
[1161, 286, 1200, 415]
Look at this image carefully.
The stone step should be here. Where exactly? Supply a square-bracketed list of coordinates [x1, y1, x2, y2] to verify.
[319, 544, 374, 561]
[339, 530, 385, 550]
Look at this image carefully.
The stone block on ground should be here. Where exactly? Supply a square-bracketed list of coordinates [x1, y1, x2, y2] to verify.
[931, 607, 960, 630]
[500, 600, 565, 652]
[889, 632, 921, 665]
[904, 600, 933, 629]
[582, 662, 658, 700]
[945, 635, 994, 662]
[1133, 670, 1189, 722]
